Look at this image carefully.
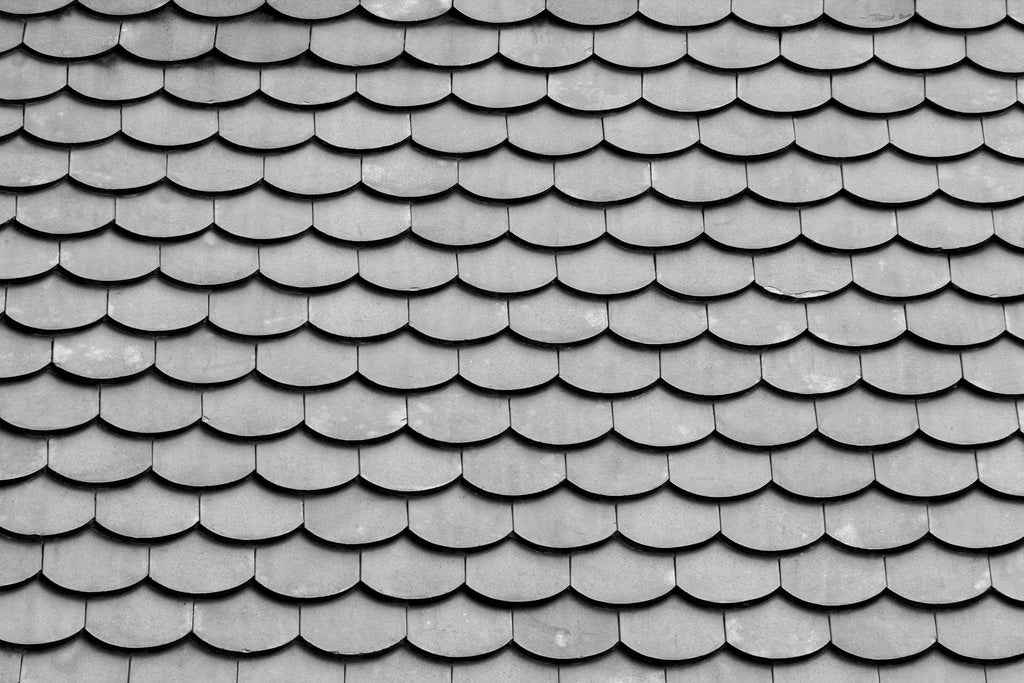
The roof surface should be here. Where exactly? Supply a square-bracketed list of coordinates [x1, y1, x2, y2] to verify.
[2, 0, 1024, 680]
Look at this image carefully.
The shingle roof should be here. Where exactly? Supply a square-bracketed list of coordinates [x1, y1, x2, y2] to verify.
[3, 0, 1024, 679]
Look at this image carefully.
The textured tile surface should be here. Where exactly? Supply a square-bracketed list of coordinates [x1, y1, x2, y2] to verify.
[2, 1, 1024, 678]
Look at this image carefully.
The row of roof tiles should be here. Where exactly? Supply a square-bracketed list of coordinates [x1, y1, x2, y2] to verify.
[4, 139, 1024, 205]
[3, 581, 1024, 661]
[13, 97, 1024, 164]
[0, 0, 1018, 30]
[8, 190, 1024, 252]
[4, 468, 1024, 550]
[2, 644, 1017, 683]
[1, 373, 1022, 447]
[6, 276, 1024, 350]
[4, 429, 1023, 499]
[5, 52, 1023, 115]
[8, 9, 1024, 73]
[8, 532, 1024, 611]
[8, 230, 1024, 300]
[7, 325, 1024, 401]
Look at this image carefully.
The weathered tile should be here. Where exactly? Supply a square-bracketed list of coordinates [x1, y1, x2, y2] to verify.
[60, 231, 159, 283]
[832, 62, 924, 114]
[358, 60, 451, 108]
[215, 13, 309, 63]
[875, 21, 965, 70]
[852, 242, 949, 297]
[508, 286, 607, 344]
[860, 339, 961, 396]
[0, 372, 98, 431]
[14, 182, 113, 236]
[119, 9, 215, 61]
[663, 336, 761, 396]
[707, 289, 807, 346]
[921, 390, 1017, 446]
[782, 23, 872, 69]
[68, 53, 162, 100]
[305, 381, 407, 441]
[346, 649, 450, 683]
[237, 646, 345, 683]
[677, 542, 779, 603]
[408, 383, 510, 444]
[20, 638, 125, 680]
[887, 539, 990, 605]
[613, 387, 716, 448]
[825, 489, 928, 550]
[689, 21, 779, 70]
[725, 597, 830, 659]
[514, 595, 618, 660]
[452, 60, 547, 109]
[406, 16, 498, 67]
[0, 52, 66, 101]
[202, 379, 304, 438]
[509, 195, 603, 247]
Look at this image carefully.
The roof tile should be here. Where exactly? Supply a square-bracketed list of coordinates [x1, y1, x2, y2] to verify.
[452, 60, 547, 109]
[825, 489, 928, 550]
[780, 542, 885, 606]
[782, 23, 872, 69]
[513, 595, 618, 659]
[937, 597, 1024, 660]
[608, 288, 707, 345]
[358, 60, 451, 108]
[977, 439, 1024, 496]
[406, 16, 498, 67]
[832, 62, 923, 114]
[153, 429, 254, 488]
[887, 539, 990, 604]
[215, 14, 310, 63]
[301, 589, 405, 655]
[815, 388, 919, 448]
[739, 62, 830, 113]
[0, 227, 58, 278]
[725, 597, 830, 659]
[0, 372, 98, 431]
[466, 541, 569, 602]
[116, 186, 212, 240]
[572, 539, 675, 604]
[408, 383, 510, 443]
[689, 20, 778, 69]
[462, 438, 564, 496]
[304, 481, 407, 544]
[149, 532, 253, 594]
[705, 198, 801, 249]
[96, 476, 198, 539]
[0, 583, 82, 646]
[642, 61, 736, 113]
[771, 439, 873, 497]
[193, 591, 299, 653]
[873, 440, 977, 498]
[617, 487, 719, 549]
[48, 427, 151, 483]
[700, 107, 793, 157]
[86, 585, 192, 649]
[360, 536, 463, 599]
[721, 488, 824, 552]
[262, 57, 356, 106]
[670, 438, 771, 497]
[0, 473, 93, 536]
[794, 107, 888, 159]
[24, 93, 118, 145]
[409, 286, 508, 341]
[407, 595, 511, 657]
[44, 529, 147, 592]
[0, 325, 50, 380]
[200, 480, 303, 540]
[874, 21, 965, 70]
[412, 102, 505, 155]
[513, 487, 615, 548]
[560, 336, 659, 394]
[830, 595, 935, 659]
[613, 386, 716, 447]
[931, 489, 1024, 549]
[0, 52, 66, 101]
[256, 427, 357, 490]
[255, 535, 358, 598]
[119, 9, 215, 61]
[69, 53, 162, 101]
[237, 646, 346, 683]
[359, 434, 460, 492]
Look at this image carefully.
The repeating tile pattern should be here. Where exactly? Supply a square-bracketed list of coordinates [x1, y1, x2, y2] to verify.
[2, 0, 1024, 678]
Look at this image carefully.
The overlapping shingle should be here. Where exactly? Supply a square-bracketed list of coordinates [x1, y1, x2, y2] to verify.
[2, 1, 1024, 679]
